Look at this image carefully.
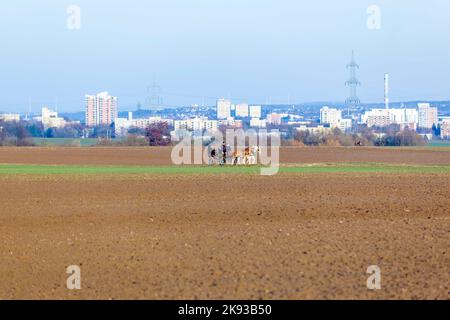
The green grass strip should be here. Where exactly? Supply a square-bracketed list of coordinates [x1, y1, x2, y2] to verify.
[1, 163, 450, 175]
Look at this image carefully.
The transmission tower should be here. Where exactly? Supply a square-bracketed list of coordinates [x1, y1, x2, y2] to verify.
[145, 81, 163, 109]
[345, 50, 361, 116]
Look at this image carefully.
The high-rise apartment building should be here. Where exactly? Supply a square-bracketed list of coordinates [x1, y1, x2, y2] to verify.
[418, 103, 438, 129]
[85, 92, 118, 127]
[216, 99, 231, 119]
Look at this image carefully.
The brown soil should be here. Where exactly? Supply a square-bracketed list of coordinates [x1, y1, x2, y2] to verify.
[1, 147, 449, 300]
[1, 171, 449, 300]
[0, 146, 449, 166]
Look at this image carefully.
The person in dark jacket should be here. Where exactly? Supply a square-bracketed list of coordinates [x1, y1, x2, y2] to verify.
[221, 142, 227, 165]
[209, 148, 217, 165]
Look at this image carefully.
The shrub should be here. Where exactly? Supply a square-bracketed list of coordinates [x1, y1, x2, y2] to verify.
[145, 122, 171, 146]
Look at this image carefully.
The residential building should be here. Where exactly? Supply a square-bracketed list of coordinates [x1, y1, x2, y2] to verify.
[418, 103, 438, 129]
[250, 118, 266, 128]
[441, 119, 450, 139]
[337, 118, 353, 132]
[235, 103, 249, 118]
[361, 109, 391, 127]
[216, 99, 231, 119]
[233, 120, 243, 129]
[174, 118, 218, 132]
[0, 113, 20, 122]
[361, 108, 418, 129]
[40, 107, 66, 129]
[249, 105, 262, 119]
[404, 108, 419, 124]
[266, 113, 283, 125]
[388, 108, 419, 130]
[114, 113, 173, 136]
[296, 125, 332, 134]
[85, 92, 118, 127]
[320, 107, 342, 126]
[218, 118, 243, 129]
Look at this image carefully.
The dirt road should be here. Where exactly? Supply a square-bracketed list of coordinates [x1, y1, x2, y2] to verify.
[0, 146, 449, 166]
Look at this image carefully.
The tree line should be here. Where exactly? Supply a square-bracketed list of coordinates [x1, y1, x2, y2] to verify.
[291, 125, 426, 147]
[0, 119, 427, 147]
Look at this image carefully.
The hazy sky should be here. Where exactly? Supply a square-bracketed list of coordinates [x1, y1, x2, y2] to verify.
[1, 0, 450, 112]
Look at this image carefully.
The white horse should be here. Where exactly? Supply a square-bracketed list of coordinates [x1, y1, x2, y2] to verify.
[243, 146, 260, 165]
[229, 146, 261, 166]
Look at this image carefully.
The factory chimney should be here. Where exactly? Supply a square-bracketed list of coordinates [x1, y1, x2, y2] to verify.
[384, 73, 389, 109]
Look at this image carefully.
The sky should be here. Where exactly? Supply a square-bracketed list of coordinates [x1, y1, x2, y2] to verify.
[1, 0, 450, 112]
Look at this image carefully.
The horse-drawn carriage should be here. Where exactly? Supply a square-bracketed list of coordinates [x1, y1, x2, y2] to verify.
[208, 145, 260, 166]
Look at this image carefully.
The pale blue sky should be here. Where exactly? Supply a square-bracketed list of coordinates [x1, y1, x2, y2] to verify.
[1, 0, 449, 112]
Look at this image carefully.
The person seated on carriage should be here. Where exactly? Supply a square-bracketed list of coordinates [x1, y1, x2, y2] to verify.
[208, 147, 217, 165]
[221, 141, 227, 166]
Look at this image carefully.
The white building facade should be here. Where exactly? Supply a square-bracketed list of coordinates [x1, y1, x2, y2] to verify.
[114, 113, 173, 136]
[85, 92, 118, 127]
[249, 105, 262, 119]
[250, 118, 267, 128]
[320, 107, 342, 126]
[216, 99, 231, 119]
[418, 103, 438, 129]
[440, 117, 450, 139]
[174, 118, 218, 132]
[40, 107, 66, 129]
[362, 108, 419, 129]
[266, 113, 283, 125]
[0, 113, 20, 122]
[235, 103, 249, 118]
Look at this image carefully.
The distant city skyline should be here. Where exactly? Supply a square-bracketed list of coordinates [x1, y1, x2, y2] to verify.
[1, 0, 450, 112]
